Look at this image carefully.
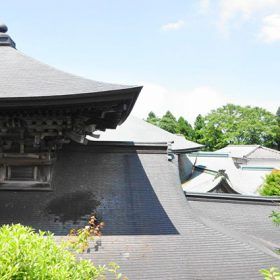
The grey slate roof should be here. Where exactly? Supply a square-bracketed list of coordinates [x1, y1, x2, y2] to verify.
[0, 26, 141, 127]
[189, 198, 280, 253]
[217, 145, 260, 158]
[0, 46, 141, 100]
[183, 154, 275, 195]
[90, 116, 203, 153]
[217, 145, 280, 160]
[182, 145, 280, 195]
[0, 143, 279, 279]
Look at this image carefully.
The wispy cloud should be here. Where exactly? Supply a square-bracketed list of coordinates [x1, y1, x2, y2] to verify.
[217, 0, 280, 35]
[258, 14, 280, 43]
[132, 83, 231, 123]
[199, 0, 210, 14]
[161, 20, 185, 31]
[132, 82, 278, 123]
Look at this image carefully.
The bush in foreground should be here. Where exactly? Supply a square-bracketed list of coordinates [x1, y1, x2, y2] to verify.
[0, 224, 110, 279]
[260, 210, 280, 280]
[260, 170, 280, 196]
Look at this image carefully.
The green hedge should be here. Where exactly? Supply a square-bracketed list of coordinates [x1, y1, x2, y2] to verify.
[0, 224, 105, 279]
[260, 170, 280, 196]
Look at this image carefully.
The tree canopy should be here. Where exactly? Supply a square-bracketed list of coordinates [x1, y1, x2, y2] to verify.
[194, 104, 279, 150]
[277, 106, 280, 150]
[146, 111, 194, 139]
[158, 111, 178, 134]
[145, 104, 279, 151]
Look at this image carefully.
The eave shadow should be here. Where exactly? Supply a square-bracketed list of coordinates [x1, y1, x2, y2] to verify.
[0, 143, 179, 236]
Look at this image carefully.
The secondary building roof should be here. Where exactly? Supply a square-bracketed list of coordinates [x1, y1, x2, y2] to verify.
[183, 150, 279, 195]
[217, 145, 280, 161]
[90, 115, 203, 153]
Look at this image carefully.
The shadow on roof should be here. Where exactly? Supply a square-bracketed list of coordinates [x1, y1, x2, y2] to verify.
[0, 143, 179, 236]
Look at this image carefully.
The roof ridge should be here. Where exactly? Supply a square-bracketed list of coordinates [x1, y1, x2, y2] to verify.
[227, 144, 259, 147]
[258, 146, 280, 155]
[245, 145, 261, 157]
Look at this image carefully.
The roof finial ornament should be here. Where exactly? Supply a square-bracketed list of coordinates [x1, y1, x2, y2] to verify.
[0, 22, 15, 48]
[0, 22, 8, 33]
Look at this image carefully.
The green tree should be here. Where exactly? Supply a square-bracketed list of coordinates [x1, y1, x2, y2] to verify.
[276, 107, 280, 150]
[176, 116, 194, 139]
[159, 111, 178, 134]
[194, 104, 279, 151]
[146, 111, 160, 126]
[193, 114, 205, 143]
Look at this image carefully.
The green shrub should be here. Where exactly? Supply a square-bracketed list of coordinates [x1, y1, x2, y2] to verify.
[260, 267, 280, 280]
[270, 211, 280, 226]
[260, 170, 280, 196]
[0, 224, 106, 279]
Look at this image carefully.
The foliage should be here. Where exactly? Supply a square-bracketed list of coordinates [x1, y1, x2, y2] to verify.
[146, 111, 160, 126]
[270, 211, 280, 226]
[146, 104, 279, 151]
[0, 224, 105, 279]
[176, 116, 193, 139]
[146, 111, 194, 139]
[67, 215, 104, 253]
[261, 207, 280, 278]
[260, 170, 280, 196]
[192, 104, 279, 150]
[0, 223, 125, 280]
[193, 114, 205, 143]
[277, 107, 280, 150]
[260, 267, 280, 280]
[260, 204, 280, 279]
[158, 111, 178, 134]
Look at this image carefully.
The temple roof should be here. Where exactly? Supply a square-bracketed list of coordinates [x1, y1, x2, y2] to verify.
[0, 22, 142, 139]
[0, 23, 141, 112]
[0, 46, 141, 100]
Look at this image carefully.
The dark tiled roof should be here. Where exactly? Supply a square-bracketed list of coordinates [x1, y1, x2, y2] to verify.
[0, 27, 141, 128]
[0, 47, 141, 100]
[188, 198, 280, 249]
[0, 144, 279, 279]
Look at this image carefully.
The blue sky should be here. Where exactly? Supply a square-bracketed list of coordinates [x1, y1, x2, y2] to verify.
[1, 0, 279, 122]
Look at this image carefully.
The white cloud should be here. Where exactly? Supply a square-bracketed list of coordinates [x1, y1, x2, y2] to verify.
[132, 83, 228, 123]
[199, 0, 210, 14]
[161, 20, 185, 31]
[258, 14, 280, 43]
[132, 82, 278, 124]
[217, 0, 280, 34]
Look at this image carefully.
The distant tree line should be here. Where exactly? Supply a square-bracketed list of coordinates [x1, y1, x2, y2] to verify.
[146, 104, 280, 151]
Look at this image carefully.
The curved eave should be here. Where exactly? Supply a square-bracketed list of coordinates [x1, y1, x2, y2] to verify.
[0, 86, 142, 104]
[0, 86, 142, 127]
[0, 46, 142, 126]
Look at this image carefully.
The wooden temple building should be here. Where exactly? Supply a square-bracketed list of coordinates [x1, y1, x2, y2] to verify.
[0, 23, 280, 279]
[0, 22, 141, 190]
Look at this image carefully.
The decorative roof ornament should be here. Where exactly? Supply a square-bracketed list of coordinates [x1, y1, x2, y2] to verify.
[0, 22, 16, 48]
[0, 22, 8, 33]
